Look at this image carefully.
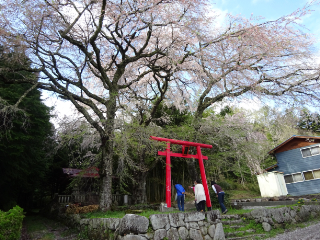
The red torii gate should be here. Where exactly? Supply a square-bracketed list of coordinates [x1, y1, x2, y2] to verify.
[150, 136, 212, 210]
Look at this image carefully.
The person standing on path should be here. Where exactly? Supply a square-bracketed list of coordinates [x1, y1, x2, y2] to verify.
[174, 182, 186, 211]
[194, 179, 206, 212]
[211, 181, 228, 214]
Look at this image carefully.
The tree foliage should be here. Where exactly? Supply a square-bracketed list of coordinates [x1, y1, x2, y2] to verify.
[298, 110, 320, 133]
[1, 0, 320, 209]
[0, 51, 53, 211]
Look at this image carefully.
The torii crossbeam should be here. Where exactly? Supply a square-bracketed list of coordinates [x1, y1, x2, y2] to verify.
[150, 136, 212, 209]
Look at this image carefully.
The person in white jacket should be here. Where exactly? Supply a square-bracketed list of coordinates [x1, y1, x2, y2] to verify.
[194, 179, 206, 212]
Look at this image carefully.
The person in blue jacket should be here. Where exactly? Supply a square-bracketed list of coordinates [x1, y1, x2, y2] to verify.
[174, 182, 186, 211]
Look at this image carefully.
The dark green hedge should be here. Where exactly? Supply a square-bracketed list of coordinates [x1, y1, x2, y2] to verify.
[0, 206, 24, 240]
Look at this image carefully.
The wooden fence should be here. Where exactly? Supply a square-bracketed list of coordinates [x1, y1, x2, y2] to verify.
[58, 194, 131, 205]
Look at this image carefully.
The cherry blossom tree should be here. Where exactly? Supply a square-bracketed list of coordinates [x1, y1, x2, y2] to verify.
[1, 0, 320, 210]
[179, 2, 320, 119]
[0, 0, 207, 210]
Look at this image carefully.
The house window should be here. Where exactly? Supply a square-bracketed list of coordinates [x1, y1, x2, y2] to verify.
[313, 169, 320, 179]
[284, 173, 303, 184]
[302, 169, 320, 181]
[285, 169, 320, 184]
[284, 175, 294, 184]
[303, 171, 314, 180]
[301, 146, 320, 158]
[292, 173, 303, 182]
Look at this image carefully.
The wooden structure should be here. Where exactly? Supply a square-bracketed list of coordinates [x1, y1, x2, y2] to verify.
[268, 135, 320, 196]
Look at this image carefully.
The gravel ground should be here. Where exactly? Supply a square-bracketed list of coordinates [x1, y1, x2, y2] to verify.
[266, 221, 320, 240]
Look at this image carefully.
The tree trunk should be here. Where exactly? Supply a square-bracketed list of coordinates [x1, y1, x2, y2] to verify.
[99, 93, 117, 211]
[132, 171, 148, 204]
[99, 143, 113, 211]
[187, 159, 198, 182]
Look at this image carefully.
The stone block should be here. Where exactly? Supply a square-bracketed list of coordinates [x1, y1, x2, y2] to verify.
[150, 214, 169, 230]
[178, 227, 188, 240]
[165, 223, 170, 230]
[167, 228, 179, 240]
[206, 210, 220, 224]
[80, 218, 90, 226]
[139, 233, 154, 240]
[189, 222, 200, 229]
[185, 212, 206, 222]
[250, 209, 267, 219]
[119, 214, 149, 235]
[262, 217, 273, 225]
[90, 218, 99, 229]
[297, 206, 310, 221]
[185, 222, 190, 230]
[204, 234, 213, 240]
[168, 212, 185, 227]
[208, 225, 215, 238]
[262, 222, 272, 232]
[290, 210, 296, 218]
[213, 223, 225, 240]
[103, 218, 120, 230]
[154, 229, 166, 240]
[189, 228, 203, 240]
[200, 226, 208, 235]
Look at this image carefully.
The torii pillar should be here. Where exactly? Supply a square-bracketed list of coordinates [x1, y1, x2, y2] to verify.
[150, 136, 212, 210]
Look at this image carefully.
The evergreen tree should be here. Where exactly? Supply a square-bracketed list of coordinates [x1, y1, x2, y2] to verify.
[298, 110, 320, 133]
[0, 50, 53, 211]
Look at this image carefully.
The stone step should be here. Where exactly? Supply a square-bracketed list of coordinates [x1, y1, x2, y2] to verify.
[226, 234, 266, 240]
[222, 219, 243, 225]
[225, 229, 255, 237]
[221, 214, 240, 219]
[229, 225, 244, 229]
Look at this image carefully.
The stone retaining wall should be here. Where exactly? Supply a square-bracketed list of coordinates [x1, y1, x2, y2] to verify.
[58, 210, 226, 240]
[244, 205, 320, 232]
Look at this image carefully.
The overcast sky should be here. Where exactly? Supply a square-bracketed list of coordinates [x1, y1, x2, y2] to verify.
[42, 0, 320, 126]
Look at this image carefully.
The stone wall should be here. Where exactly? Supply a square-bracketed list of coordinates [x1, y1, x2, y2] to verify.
[244, 205, 320, 232]
[58, 210, 226, 240]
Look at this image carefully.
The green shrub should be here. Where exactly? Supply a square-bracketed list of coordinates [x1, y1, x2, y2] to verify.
[0, 206, 25, 240]
[209, 191, 231, 211]
[218, 181, 232, 190]
[245, 183, 260, 194]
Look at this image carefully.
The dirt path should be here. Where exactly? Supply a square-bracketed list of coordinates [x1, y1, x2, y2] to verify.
[21, 215, 79, 240]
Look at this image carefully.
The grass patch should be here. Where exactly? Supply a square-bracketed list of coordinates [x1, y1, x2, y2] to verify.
[225, 208, 254, 215]
[228, 190, 261, 199]
[82, 211, 126, 219]
[82, 209, 182, 219]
